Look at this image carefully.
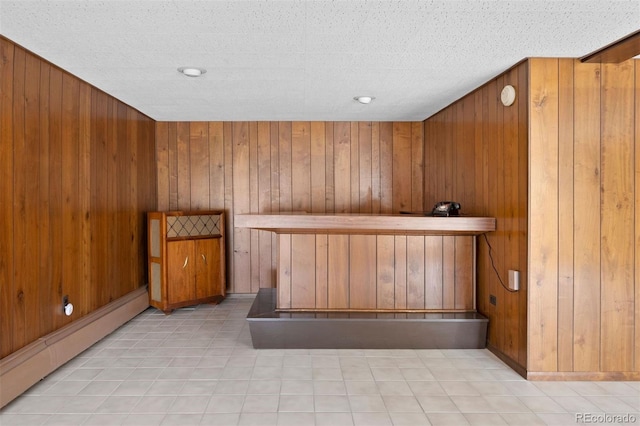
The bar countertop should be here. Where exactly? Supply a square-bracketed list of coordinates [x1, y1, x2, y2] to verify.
[234, 213, 496, 235]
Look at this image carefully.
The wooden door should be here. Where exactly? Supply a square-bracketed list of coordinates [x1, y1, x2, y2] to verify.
[167, 240, 195, 304]
[194, 238, 223, 299]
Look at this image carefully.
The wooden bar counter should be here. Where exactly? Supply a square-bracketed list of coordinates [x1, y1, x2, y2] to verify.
[236, 214, 496, 313]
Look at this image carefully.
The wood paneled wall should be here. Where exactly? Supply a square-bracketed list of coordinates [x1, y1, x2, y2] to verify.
[527, 58, 640, 378]
[424, 62, 529, 370]
[278, 234, 475, 311]
[155, 121, 424, 293]
[0, 37, 156, 359]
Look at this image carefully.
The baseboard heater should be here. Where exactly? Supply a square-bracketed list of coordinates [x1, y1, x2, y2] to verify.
[0, 287, 149, 408]
[247, 288, 488, 349]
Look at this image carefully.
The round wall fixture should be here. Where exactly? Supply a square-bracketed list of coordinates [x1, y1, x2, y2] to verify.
[501, 85, 516, 106]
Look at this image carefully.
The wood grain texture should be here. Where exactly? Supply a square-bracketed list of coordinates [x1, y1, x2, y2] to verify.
[349, 235, 377, 309]
[528, 58, 560, 372]
[0, 36, 155, 358]
[273, 232, 476, 312]
[515, 58, 638, 375]
[599, 62, 635, 372]
[635, 62, 640, 373]
[572, 61, 601, 372]
[157, 121, 425, 293]
[235, 214, 495, 235]
[423, 62, 529, 370]
[557, 59, 574, 372]
[290, 234, 316, 309]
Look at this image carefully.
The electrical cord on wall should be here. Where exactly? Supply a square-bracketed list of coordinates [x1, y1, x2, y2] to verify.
[482, 233, 519, 293]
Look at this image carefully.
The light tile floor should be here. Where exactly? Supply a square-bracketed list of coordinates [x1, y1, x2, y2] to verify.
[2, 295, 639, 425]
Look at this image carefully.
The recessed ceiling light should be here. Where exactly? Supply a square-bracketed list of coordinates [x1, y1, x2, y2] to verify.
[178, 67, 206, 77]
[354, 96, 374, 104]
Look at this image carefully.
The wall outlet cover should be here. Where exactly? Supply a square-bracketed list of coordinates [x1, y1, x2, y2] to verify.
[508, 270, 520, 291]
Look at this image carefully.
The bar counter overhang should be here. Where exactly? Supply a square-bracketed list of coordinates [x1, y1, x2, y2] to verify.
[236, 213, 496, 349]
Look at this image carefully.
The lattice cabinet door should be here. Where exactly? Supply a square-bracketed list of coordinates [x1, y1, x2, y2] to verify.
[147, 211, 226, 313]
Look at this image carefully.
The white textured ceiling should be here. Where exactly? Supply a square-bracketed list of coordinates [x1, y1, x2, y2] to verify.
[0, 1, 638, 122]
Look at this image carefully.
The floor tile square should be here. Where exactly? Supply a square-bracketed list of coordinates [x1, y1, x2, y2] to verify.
[242, 394, 279, 413]
[314, 395, 350, 412]
[278, 395, 314, 412]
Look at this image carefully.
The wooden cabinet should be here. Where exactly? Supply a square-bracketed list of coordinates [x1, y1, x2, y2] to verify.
[148, 211, 225, 313]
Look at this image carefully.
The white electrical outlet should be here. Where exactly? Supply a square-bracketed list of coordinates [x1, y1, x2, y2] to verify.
[508, 270, 520, 291]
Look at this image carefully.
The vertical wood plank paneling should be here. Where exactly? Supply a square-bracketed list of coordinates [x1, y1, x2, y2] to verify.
[371, 122, 381, 213]
[494, 74, 506, 352]
[442, 236, 456, 309]
[0, 38, 15, 355]
[528, 58, 559, 372]
[411, 122, 424, 211]
[485, 79, 499, 347]
[223, 122, 234, 290]
[473, 91, 484, 217]
[277, 234, 292, 309]
[406, 236, 425, 309]
[476, 88, 490, 319]
[503, 68, 519, 360]
[424, 237, 443, 310]
[209, 122, 225, 210]
[454, 236, 473, 310]
[423, 120, 434, 206]
[517, 63, 529, 368]
[350, 122, 360, 212]
[334, 122, 351, 213]
[176, 122, 190, 210]
[557, 59, 575, 372]
[315, 235, 328, 309]
[379, 123, 393, 213]
[635, 62, 640, 373]
[423, 63, 529, 369]
[423, 58, 640, 375]
[48, 67, 64, 332]
[349, 235, 376, 309]
[24, 52, 42, 339]
[324, 123, 335, 213]
[600, 62, 635, 372]
[249, 121, 260, 292]
[155, 122, 169, 211]
[269, 123, 280, 281]
[0, 37, 157, 359]
[167, 122, 178, 210]
[12, 46, 27, 349]
[453, 102, 464, 206]
[359, 122, 372, 213]
[279, 122, 292, 212]
[232, 122, 251, 294]
[292, 122, 311, 212]
[393, 123, 412, 212]
[155, 119, 426, 295]
[38, 62, 52, 329]
[394, 236, 407, 309]
[62, 72, 82, 323]
[79, 83, 91, 315]
[443, 109, 454, 199]
[291, 234, 316, 309]
[310, 122, 326, 213]
[376, 235, 395, 309]
[257, 122, 272, 288]
[189, 122, 209, 210]
[327, 235, 349, 309]
[573, 62, 602, 372]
